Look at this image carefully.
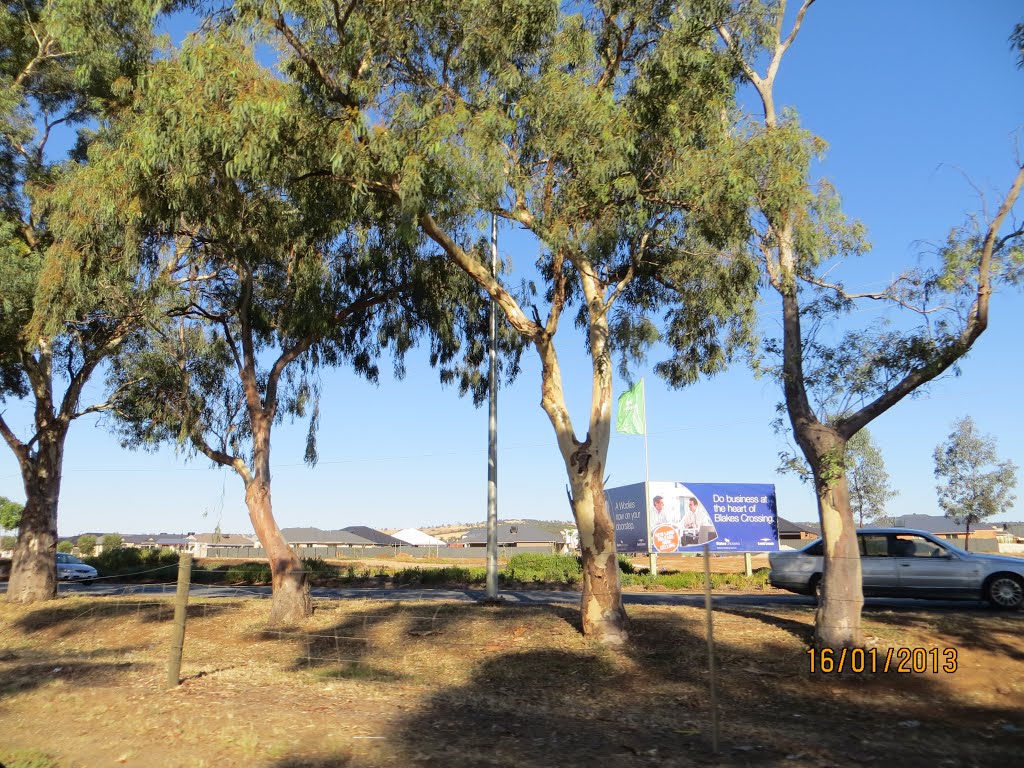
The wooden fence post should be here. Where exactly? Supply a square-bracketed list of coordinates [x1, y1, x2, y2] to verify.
[166, 552, 193, 688]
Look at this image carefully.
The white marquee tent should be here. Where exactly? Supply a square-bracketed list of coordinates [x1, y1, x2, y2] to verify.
[391, 528, 448, 547]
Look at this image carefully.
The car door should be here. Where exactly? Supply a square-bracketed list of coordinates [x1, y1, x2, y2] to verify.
[891, 534, 983, 597]
[858, 534, 900, 595]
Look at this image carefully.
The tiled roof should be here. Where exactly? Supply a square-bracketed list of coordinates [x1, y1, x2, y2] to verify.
[893, 514, 1009, 535]
[778, 517, 816, 535]
[280, 528, 376, 545]
[342, 526, 407, 546]
[459, 523, 560, 544]
[190, 532, 258, 545]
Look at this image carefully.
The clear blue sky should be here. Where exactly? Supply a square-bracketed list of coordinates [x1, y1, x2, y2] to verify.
[2, 2, 1022, 537]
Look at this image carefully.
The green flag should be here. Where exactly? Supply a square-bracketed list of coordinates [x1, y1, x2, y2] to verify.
[616, 380, 646, 435]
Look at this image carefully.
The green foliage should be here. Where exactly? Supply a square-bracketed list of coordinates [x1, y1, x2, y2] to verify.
[301, 557, 339, 581]
[505, 553, 582, 584]
[224, 561, 273, 584]
[934, 417, 1018, 534]
[101, 533, 124, 550]
[0, 0, 175, 600]
[617, 553, 636, 574]
[86, 546, 178, 578]
[0, 749, 60, 768]
[76, 534, 97, 556]
[0, 497, 23, 530]
[1013, 22, 1024, 69]
[244, 0, 760, 403]
[394, 566, 487, 586]
[846, 429, 898, 527]
[620, 567, 770, 591]
[55, 539, 72, 553]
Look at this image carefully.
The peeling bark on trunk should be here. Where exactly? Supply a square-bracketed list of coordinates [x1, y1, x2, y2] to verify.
[795, 423, 863, 648]
[534, 278, 628, 646]
[6, 435, 65, 603]
[245, 416, 310, 625]
[813, 467, 862, 648]
[245, 479, 310, 625]
[568, 454, 628, 646]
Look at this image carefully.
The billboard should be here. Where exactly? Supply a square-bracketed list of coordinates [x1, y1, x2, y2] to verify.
[608, 481, 779, 553]
[609, 482, 649, 552]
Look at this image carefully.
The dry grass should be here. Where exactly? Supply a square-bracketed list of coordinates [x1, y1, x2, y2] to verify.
[1, 594, 1023, 768]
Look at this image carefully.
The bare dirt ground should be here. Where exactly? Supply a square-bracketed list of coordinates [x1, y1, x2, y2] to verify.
[1, 591, 1023, 768]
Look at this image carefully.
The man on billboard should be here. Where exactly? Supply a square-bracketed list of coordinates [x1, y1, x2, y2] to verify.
[680, 496, 717, 545]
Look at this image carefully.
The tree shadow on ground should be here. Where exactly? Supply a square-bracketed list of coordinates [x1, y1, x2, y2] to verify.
[264, 603, 1024, 768]
[711, 603, 816, 645]
[11, 598, 239, 634]
[861, 607, 1024, 661]
[0, 659, 149, 699]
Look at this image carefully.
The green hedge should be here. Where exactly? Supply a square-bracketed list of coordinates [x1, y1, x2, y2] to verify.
[85, 547, 179, 579]
[504, 553, 582, 584]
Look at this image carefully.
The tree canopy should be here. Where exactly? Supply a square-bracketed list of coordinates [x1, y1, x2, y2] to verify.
[934, 416, 1018, 547]
[234, 0, 762, 642]
[1, 0, 173, 603]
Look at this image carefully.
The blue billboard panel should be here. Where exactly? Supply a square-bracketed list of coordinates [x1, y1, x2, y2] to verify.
[607, 482, 648, 552]
[647, 481, 779, 553]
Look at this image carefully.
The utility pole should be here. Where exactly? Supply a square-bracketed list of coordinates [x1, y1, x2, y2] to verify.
[485, 213, 500, 599]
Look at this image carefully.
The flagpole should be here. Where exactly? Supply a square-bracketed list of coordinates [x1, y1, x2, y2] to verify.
[642, 379, 657, 577]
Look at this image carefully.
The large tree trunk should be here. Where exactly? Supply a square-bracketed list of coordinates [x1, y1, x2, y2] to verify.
[798, 424, 863, 648]
[566, 446, 627, 646]
[245, 479, 310, 624]
[244, 415, 310, 625]
[7, 435, 65, 603]
[535, 273, 628, 646]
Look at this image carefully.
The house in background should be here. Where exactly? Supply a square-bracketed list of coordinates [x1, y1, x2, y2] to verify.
[122, 534, 161, 550]
[777, 518, 818, 548]
[280, 528, 377, 550]
[455, 523, 562, 552]
[891, 514, 1013, 553]
[189, 532, 259, 558]
[342, 526, 407, 548]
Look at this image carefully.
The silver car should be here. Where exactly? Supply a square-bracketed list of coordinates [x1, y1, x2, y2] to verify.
[57, 552, 98, 582]
[769, 528, 1024, 610]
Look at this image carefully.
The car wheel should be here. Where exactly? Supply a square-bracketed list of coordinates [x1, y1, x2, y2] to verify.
[985, 574, 1024, 610]
[809, 575, 823, 602]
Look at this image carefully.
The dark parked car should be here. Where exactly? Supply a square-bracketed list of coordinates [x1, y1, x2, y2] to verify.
[769, 528, 1024, 609]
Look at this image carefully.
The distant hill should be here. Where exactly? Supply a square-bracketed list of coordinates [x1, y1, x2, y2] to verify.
[414, 519, 576, 542]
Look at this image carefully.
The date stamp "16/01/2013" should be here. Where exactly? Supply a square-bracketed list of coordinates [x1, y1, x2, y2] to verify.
[807, 647, 958, 674]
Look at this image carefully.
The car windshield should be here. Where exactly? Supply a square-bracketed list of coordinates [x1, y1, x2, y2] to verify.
[57, 553, 84, 564]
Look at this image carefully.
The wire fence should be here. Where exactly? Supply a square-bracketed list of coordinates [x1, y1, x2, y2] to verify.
[28, 553, 904, 682]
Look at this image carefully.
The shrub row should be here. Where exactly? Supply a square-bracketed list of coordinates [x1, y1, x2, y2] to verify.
[89, 550, 770, 592]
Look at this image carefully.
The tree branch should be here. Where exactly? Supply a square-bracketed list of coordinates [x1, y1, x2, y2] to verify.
[839, 163, 1024, 437]
[418, 211, 542, 339]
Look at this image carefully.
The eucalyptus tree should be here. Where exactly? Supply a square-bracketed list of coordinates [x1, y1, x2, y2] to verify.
[245, 0, 757, 643]
[0, 0, 171, 602]
[0, 496, 23, 530]
[846, 430, 897, 528]
[105, 33, 500, 624]
[712, 0, 1024, 647]
[934, 416, 1018, 550]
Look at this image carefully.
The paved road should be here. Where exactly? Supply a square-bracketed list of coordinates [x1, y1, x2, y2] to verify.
[26, 581, 1001, 614]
